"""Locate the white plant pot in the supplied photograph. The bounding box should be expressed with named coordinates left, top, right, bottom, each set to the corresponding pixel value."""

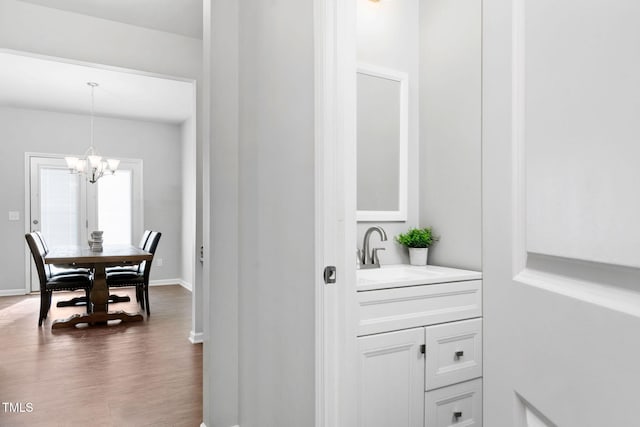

left=408, top=247, right=428, bottom=266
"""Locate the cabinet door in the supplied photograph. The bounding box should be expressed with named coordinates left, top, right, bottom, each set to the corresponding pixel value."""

left=358, top=328, right=425, bottom=427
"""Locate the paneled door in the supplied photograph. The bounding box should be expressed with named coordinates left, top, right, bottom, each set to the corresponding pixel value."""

left=27, top=154, right=143, bottom=292
left=483, top=1, right=640, bottom=426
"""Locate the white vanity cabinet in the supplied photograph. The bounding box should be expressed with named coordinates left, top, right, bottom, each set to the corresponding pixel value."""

left=357, top=265, right=483, bottom=427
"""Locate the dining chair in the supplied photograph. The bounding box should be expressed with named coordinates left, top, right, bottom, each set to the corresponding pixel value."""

left=34, top=231, right=96, bottom=309
left=106, top=231, right=161, bottom=316
left=34, top=231, right=90, bottom=277
left=104, top=230, right=152, bottom=306
left=25, top=233, right=93, bottom=326
left=106, top=230, right=151, bottom=275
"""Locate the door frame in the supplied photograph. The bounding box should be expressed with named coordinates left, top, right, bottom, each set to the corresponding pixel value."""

left=24, top=152, right=144, bottom=293
left=314, top=0, right=358, bottom=425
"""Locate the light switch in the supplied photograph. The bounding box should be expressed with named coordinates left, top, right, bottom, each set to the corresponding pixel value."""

left=8, top=211, right=20, bottom=221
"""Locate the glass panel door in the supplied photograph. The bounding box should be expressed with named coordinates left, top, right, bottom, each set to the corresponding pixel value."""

left=87, top=159, right=142, bottom=246
left=97, top=170, right=133, bottom=245
left=29, top=156, right=86, bottom=291
left=40, top=168, right=83, bottom=247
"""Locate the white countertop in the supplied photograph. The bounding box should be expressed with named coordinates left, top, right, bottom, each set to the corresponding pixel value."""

left=356, top=264, right=482, bottom=291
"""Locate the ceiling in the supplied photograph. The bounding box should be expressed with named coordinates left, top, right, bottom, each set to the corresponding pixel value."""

left=0, top=51, right=194, bottom=124
left=18, top=0, right=203, bottom=39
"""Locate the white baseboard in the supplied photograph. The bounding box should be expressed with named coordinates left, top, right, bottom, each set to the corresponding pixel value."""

left=0, top=289, right=27, bottom=297
left=148, top=279, right=193, bottom=292
left=189, top=331, right=204, bottom=344
left=200, top=423, right=238, bottom=427
left=178, top=279, right=193, bottom=292
left=3, top=282, right=190, bottom=295
left=149, top=279, right=181, bottom=286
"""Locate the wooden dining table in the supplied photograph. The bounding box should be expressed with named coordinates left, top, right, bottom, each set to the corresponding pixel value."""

left=45, top=244, right=153, bottom=329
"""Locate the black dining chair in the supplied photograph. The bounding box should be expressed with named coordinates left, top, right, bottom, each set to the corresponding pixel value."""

left=106, top=231, right=161, bottom=316
left=35, top=231, right=95, bottom=309
left=106, top=230, right=151, bottom=275
left=104, top=230, right=152, bottom=304
left=25, top=233, right=93, bottom=326
left=34, top=231, right=90, bottom=277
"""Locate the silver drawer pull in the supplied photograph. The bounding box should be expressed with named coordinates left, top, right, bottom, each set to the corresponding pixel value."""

left=455, top=350, right=464, bottom=359
left=453, top=411, right=463, bottom=419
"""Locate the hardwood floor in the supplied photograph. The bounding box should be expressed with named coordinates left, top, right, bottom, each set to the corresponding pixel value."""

left=0, top=285, right=202, bottom=427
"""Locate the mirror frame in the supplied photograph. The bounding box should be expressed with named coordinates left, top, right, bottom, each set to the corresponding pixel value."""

left=356, top=63, right=408, bottom=222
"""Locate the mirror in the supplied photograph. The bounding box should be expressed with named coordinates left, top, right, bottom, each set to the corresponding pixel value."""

left=357, top=64, right=408, bottom=222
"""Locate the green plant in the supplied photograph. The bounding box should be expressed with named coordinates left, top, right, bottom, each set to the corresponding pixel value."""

left=395, top=227, right=437, bottom=248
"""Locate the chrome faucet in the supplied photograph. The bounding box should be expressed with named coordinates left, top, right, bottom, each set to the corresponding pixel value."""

left=359, top=226, right=388, bottom=269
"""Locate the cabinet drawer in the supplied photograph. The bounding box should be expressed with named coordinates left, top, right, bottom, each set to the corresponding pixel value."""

left=357, top=280, right=481, bottom=336
left=425, top=378, right=482, bottom=427
left=425, top=318, right=482, bottom=390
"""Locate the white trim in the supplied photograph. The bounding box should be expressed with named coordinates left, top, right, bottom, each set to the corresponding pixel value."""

left=189, top=331, right=204, bottom=344
left=178, top=279, right=193, bottom=291
left=149, top=279, right=194, bottom=292
left=148, top=279, right=182, bottom=286
left=355, top=63, right=409, bottom=223
left=0, top=48, right=195, bottom=85
left=24, top=152, right=32, bottom=295
left=314, top=0, right=358, bottom=426
left=0, top=289, right=28, bottom=297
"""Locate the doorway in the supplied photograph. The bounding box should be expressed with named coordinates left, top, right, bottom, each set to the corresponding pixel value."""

left=26, top=153, right=143, bottom=292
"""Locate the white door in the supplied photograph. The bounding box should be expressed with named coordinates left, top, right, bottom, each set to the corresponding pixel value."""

left=483, top=1, right=640, bottom=426
left=29, top=157, right=85, bottom=246
left=358, top=328, right=424, bottom=427
left=27, top=154, right=143, bottom=291
left=28, top=156, right=86, bottom=291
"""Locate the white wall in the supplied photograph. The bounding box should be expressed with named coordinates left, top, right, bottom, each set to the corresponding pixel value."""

left=0, top=106, right=182, bottom=292
left=237, top=1, right=316, bottom=425
left=204, top=0, right=240, bottom=424
left=0, top=0, right=200, bottom=80
left=356, top=0, right=420, bottom=264
left=419, top=0, right=482, bottom=270
left=204, top=0, right=317, bottom=426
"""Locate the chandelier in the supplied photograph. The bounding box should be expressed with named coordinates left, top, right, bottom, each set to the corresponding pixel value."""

left=64, top=82, right=119, bottom=183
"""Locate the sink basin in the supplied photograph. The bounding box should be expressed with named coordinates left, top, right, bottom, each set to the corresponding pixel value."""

left=356, top=264, right=481, bottom=291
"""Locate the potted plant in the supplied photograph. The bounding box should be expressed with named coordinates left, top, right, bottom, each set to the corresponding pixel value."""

left=395, top=227, right=438, bottom=266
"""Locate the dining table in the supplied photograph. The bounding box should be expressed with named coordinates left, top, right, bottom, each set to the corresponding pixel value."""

left=44, top=244, right=153, bottom=329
